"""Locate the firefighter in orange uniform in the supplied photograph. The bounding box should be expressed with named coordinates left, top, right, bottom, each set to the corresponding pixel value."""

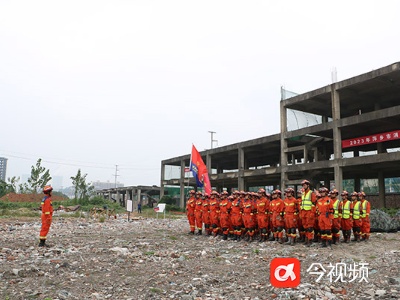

left=256, top=189, right=270, bottom=242
left=351, top=191, right=362, bottom=242
left=209, top=191, right=220, bottom=236
left=194, top=192, right=203, bottom=235
left=316, top=187, right=334, bottom=247
left=201, top=194, right=211, bottom=235
left=186, top=190, right=196, bottom=234
left=230, top=191, right=243, bottom=241
left=340, top=191, right=353, bottom=243
left=283, top=188, right=298, bottom=246
left=330, top=189, right=342, bottom=244
left=270, top=190, right=285, bottom=243
left=300, top=180, right=317, bottom=247
left=296, top=189, right=305, bottom=242
left=219, top=191, right=231, bottom=240
left=359, top=192, right=371, bottom=241
left=39, top=185, right=54, bottom=247
left=242, top=192, right=256, bottom=242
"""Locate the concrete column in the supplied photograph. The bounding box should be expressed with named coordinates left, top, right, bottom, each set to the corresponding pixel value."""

left=378, top=171, right=386, bottom=208
left=137, top=189, right=141, bottom=206
left=331, top=84, right=342, bottom=160
left=116, top=191, right=120, bottom=206
left=160, top=162, right=165, bottom=199
left=206, top=153, right=212, bottom=173
left=280, top=100, right=288, bottom=190
left=334, top=165, right=343, bottom=194
left=108, top=192, right=111, bottom=202
left=179, top=159, right=185, bottom=209
left=238, top=147, right=245, bottom=191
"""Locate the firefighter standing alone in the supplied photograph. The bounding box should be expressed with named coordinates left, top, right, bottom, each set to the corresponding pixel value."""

left=39, top=185, right=54, bottom=247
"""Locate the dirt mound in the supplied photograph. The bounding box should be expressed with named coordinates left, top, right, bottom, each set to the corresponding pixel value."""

left=0, top=193, right=67, bottom=203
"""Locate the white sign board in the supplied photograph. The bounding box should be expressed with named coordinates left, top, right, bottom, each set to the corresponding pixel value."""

left=126, top=200, right=133, bottom=212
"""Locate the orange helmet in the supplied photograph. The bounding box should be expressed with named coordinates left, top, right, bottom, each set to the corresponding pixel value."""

left=301, top=180, right=310, bottom=185
left=284, top=187, right=294, bottom=195
left=358, top=191, right=366, bottom=197
left=189, top=190, right=195, bottom=194
left=351, top=191, right=358, bottom=197
left=43, top=185, right=53, bottom=193
left=330, top=189, right=338, bottom=195
left=341, top=191, right=349, bottom=197
left=318, top=187, right=328, bottom=193
left=258, top=188, right=266, bottom=194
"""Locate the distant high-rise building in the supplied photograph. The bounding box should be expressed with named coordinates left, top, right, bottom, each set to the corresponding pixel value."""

left=0, top=157, right=7, bottom=181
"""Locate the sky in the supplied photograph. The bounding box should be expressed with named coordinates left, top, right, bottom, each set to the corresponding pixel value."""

left=1, top=0, right=399, bottom=189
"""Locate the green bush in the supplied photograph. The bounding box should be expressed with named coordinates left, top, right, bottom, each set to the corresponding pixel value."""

left=380, top=208, right=399, bottom=216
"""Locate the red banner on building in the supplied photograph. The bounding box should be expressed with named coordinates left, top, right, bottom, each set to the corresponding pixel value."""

left=342, top=130, right=400, bottom=148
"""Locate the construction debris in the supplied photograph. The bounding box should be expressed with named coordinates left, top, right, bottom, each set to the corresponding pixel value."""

left=0, top=216, right=399, bottom=299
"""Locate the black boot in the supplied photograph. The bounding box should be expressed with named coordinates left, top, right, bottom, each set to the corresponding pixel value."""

left=188, top=231, right=194, bottom=235
left=332, top=236, right=336, bottom=244
left=196, top=230, right=202, bottom=235
left=328, top=239, right=332, bottom=247
left=38, top=239, right=46, bottom=247
left=223, top=234, right=228, bottom=240
left=321, top=240, right=327, bottom=248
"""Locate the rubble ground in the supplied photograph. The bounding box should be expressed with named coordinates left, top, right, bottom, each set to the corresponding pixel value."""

left=1, top=215, right=399, bottom=300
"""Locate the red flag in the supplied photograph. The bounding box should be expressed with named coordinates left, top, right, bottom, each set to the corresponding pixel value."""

left=190, top=145, right=211, bottom=195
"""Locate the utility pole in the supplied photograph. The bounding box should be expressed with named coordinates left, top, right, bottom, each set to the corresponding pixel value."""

left=208, top=131, right=217, bottom=149
left=113, top=165, right=120, bottom=188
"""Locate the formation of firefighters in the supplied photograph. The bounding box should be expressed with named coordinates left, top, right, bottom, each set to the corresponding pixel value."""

left=186, top=180, right=371, bottom=247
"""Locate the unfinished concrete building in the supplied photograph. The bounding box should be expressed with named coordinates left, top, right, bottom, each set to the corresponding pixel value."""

left=161, top=62, right=400, bottom=209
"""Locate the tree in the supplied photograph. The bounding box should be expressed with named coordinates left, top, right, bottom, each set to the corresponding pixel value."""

left=0, top=176, right=20, bottom=197
left=70, top=169, right=94, bottom=200
left=27, top=159, right=52, bottom=194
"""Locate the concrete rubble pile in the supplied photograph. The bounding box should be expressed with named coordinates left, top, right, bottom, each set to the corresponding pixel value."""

left=0, top=216, right=399, bottom=299
left=370, top=209, right=399, bottom=232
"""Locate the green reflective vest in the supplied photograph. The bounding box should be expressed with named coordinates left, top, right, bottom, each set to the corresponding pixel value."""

left=361, top=200, right=369, bottom=218
left=342, top=201, right=351, bottom=219
left=301, top=190, right=313, bottom=211
left=333, top=199, right=341, bottom=218
left=353, top=201, right=361, bottom=220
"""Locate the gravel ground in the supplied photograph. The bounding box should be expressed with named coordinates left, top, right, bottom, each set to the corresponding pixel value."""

left=1, top=214, right=399, bottom=300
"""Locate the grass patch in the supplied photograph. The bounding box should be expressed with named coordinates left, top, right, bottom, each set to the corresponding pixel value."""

left=144, top=251, right=155, bottom=256
left=169, top=236, right=178, bottom=240
left=253, top=249, right=260, bottom=255
left=368, top=255, right=377, bottom=259
left=149, top=287, right=162, bottom=294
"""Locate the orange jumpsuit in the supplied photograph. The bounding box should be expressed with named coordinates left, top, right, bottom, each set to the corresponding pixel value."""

left=255, top=196, right=269, bottom=237
left=209, top=197, right=220, bottom=236
left=284, top=196, right=298, bottom=239
left=219, top=197, right=231, bottom=236
left=316, top=196, right=334, bottom=241
left=201, top=198, right=211, bottom=235
left=360, top=199, right=371, bottom=240
left=194, top=197, right=203, bottom=232
left=270, top=197, right=285, bottom=239
left=40, top=195, right=53, bottom=241
left=186, top=196, right=196, bottom=233
left=341, top=200, right=353, bottom=230
left=331, top=197, right=342, bottom=242
left=300, top=190, right=317, bottom=241
left=352, top=200, right=362, bottom=241
left=242, top=198, right=256, bottom=237
left=296, top=196, right=305, bottom=240
left=230, top=197, right=243, bottom=238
